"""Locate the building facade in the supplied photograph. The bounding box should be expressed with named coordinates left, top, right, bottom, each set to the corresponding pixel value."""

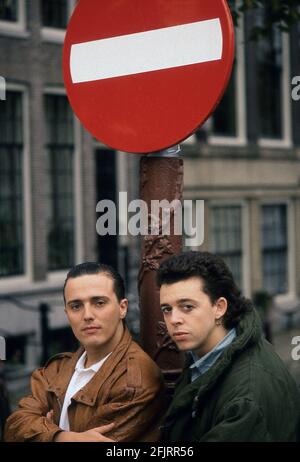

left=182, top=7, right=300, bottom=323
left=0, top=1, right=299, bottom=380
left=0, top=1, right=140, bottom=375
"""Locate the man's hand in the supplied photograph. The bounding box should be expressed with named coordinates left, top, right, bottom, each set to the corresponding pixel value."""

left=46, top=410, right=54, bottom=423
left=54, top=423, right=115, bottom=442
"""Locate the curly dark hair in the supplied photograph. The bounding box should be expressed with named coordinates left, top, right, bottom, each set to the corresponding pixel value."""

left=156, top=251, right=253, bottom=329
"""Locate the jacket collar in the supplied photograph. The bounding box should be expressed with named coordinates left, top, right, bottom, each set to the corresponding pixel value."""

left=165, top=308, right=263, bottom=421
left=46, top=324, right=133, bottom=406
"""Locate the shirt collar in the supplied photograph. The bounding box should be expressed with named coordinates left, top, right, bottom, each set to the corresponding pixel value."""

left=75, top=351, right=112, bottom=373
left=189, top=328, right=237, bottom=381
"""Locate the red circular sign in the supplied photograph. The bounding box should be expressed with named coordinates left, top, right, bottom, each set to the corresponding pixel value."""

left=63, top=0, right=234, bottom=154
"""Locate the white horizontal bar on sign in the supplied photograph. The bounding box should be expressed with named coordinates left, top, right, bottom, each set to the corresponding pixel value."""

left=70, top=18, right=223, bottom=84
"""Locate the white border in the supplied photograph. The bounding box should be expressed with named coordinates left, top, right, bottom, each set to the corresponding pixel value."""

left=0, top=83, right=33, bottom=290
left=0, top=0, right=28, bottom=37
left=44, top=87, right=83, bottom=281
left=258, top=34, right=292, bottom=148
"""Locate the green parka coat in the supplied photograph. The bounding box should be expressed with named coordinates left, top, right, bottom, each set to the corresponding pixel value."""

left=162, top=309, right=300, bottom=442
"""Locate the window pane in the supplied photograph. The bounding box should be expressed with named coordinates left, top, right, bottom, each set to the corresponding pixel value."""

left=256, top=8, right=283, bottom=139
left=0, top=91, right=24, bottom=277
left=211, top=61, right=237, bottom=137
left=261, top=205, right=287, bottom=295
left=45, top=94, right=75, bottom=271
left=41, top=0, right=68, bottom=29
left=211, top=0, right=238, bottom=137
left=211, top=206, right=242, bottom=289
left=0, top=0, right=18, bottom=22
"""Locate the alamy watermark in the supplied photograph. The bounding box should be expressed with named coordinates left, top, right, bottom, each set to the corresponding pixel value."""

left=291, top=336, right=300, bottom=361
left=0, top=336, right=6, bottom=360
left=96, top=193, right=204, bottom=247
left=0, top=76, right=6, bottom=101
left=291, top=76, right=300, bottom=101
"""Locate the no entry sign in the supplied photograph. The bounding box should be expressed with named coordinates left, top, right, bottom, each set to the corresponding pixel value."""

left=63, top=0, right=234, bottom=153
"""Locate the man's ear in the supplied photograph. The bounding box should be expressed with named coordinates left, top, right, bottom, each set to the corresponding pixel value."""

left=215, top=297, right=228, bottom=321
left=120, top=298, right=128, bottom=319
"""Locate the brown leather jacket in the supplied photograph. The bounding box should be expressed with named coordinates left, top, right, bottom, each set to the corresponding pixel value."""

left=4, top=327, right=166, bottom=442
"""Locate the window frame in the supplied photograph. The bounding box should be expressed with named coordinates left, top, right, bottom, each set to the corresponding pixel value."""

left=0, top=0, right=27, bottom=37
left=258, top=33, right=292, bottom=148
left=208, top=4, right=247, bottom=147
left=44, top=87, right=83, bottom=282
left=41, top=0, right=76, bottom=43
left=209, top=200, right=250, bottom=296
left=0, top=83, right=32, bottom=289
left=260, top=199, right=295, bottom=301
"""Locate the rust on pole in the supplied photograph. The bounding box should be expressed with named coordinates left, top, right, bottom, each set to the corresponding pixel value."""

left=138, top=146, right=184, bottom=389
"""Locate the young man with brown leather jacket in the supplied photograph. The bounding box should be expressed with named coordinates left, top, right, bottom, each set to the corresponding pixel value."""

left=4, top=262, right=166, bottom=442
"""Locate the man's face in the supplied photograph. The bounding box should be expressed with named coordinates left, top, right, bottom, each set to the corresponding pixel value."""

left=64, top=273, right=128, bottom=355
left=160, top=277, right=226, bottom=357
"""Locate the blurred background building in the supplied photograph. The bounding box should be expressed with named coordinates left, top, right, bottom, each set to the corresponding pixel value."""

left=0, top=1, right=299, bottom=405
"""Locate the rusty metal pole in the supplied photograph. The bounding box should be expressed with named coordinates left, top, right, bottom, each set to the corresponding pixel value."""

left=138, top=146, right=184, bottom=391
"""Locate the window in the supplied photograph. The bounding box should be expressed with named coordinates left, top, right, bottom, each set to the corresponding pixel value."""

left=256, top=9, right=291, bottom=147
left=41, top=0, right=70, bottom=29
left=209, top=1, right=246, bottom=144
left=261, top=205, right=288, bottom=295
left=211, top=62, right=237, bottom=137
left=0, top=0, right=26, bottom=34
left=0, top=0, right=18, bottom=21
left=45, top=94, right=75, bottom=271
left=41, top=0, right=76, bottom=43
left=211, top=205, right=243, bottom=289
left=0, top=91, right=24, bottom=277
left=95, top=148, right=118, bottom=270
left=256, top=8, right=283, bottom=139
left=48, top=327, right=78, bottom=357
left=5, top=333, right=27, bottom=364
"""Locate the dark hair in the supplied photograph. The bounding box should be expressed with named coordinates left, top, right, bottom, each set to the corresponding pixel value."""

left=63, top=262, right=125, bottom=302
left=156, top=251, right=253, bottom=329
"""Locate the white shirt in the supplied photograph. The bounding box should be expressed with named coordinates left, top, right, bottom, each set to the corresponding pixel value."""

left=59, top=351, right=111, bottom=431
